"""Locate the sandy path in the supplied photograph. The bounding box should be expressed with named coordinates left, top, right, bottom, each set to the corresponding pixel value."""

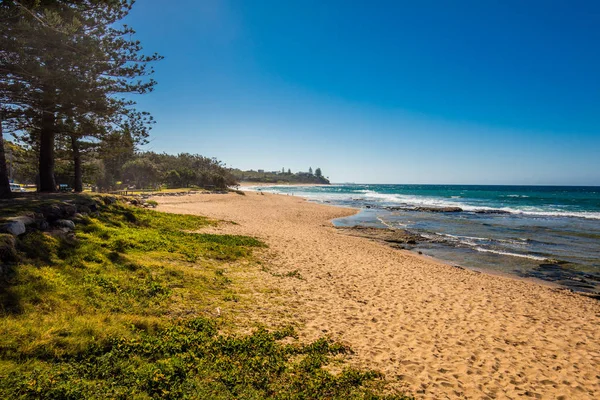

left=155, top=192, right=600, bottom=399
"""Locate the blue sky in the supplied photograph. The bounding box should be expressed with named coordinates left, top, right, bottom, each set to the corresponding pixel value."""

left=124, top=0, right=600, bottom=185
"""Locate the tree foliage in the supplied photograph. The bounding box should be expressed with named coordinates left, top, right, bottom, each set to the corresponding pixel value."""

left=0, top=0, right=160, bottom=192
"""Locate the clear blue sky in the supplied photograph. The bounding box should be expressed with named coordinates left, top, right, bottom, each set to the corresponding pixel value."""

left=123, top=0, right=600, bottom=185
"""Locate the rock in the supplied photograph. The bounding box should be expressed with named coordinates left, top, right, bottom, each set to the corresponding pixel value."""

left=0, top=220, right=26, bottom=236
left=77, top=205, right=91, bottom=214
left=36, top=219, right=50, bottom=231
left=55, top=219, right=76, bottom=230
left=7, top=215, right=36, bottom=226
left=40, top=202, right=77, bottom=221
left=103, top=196, right=117, bottom=205
left=61, top=203, right=77, bottom=217
left=336, top=225, right=426, bottom=245
left=414, top=206, right=463, bottom=213
left=0, top=233, right=18, bottom=263
left=72, top=213, right=86, bottom=222
left=474, top=209, right=511, bottom=215
left=40, top=204, right=63, bottom=221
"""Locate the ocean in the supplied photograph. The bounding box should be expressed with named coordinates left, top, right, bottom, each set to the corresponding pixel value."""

left=245, top=184, right=600, bottom=295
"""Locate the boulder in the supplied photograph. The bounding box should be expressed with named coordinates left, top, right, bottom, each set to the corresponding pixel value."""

left=61, top=203, right=77, bottom=217
left=8, top=215, right=36, bottom=226
left=36, top=219, right=50, bottom=231
left=76, top=204, right=91, bottom=214
left=0, top=220, right=26, bottom=236
left=40, top=204, right=63, bottom=221
left=72, top=213, right=86, bottom=222
left=103, top=196, right=117, bottom=205
left=55, top=219, right=76, bottom=230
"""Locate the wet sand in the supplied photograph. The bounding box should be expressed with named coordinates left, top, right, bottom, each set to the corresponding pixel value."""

left=155, top=192, right=600, bottom=399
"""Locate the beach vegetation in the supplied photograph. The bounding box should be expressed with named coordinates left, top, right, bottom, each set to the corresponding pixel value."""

left=0, top=199, right=411, bottom=399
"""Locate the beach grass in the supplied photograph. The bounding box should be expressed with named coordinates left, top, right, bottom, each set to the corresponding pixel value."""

left=0, top=200, right=410, bottom=399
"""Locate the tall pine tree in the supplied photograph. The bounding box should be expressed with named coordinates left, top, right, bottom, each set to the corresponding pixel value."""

left=0, top=1, right=160, bottom=192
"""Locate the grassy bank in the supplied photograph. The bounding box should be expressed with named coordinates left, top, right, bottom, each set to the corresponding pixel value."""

left=0, top=198, right=410, bottom=399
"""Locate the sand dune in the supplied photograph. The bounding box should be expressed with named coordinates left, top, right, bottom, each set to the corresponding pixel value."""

left=155, top=192, right=600, bottom=399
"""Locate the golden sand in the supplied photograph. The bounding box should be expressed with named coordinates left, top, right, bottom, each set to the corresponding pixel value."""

left=155, top=192, right=600, bottom=399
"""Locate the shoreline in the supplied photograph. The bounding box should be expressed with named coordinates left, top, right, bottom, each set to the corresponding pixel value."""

left=154, top=192, right=600, bottom=399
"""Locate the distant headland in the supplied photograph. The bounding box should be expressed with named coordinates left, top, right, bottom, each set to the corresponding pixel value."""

left=231, top=167, right=330, bottom=185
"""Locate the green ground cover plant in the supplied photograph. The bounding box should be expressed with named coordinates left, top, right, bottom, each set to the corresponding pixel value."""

left=0, top=199, right=410, bottom=399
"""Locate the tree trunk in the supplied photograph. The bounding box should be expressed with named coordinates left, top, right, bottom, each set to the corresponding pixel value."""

left=0, top=113, right=13, bottom=199
left=71, top=135, right=82, bottom=192
left=38, top=106, right=56, bottom=192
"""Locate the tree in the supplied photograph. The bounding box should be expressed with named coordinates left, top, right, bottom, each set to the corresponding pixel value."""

left=315, top=167, right=322, bottom=178
left=308, top=167, right=313, bottom=175
left=287, top=168, right=291, bottom=174
left=0, top=1, right=160, bottom=192
left=123, top=157, right=160, bottom=189
left=165, top=169, right=181, bottom=188
left=0, top=113, right=11, bottom=197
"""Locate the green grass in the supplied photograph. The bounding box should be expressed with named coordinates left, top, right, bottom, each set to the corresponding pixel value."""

left=0, top=200, right=410, bottom=399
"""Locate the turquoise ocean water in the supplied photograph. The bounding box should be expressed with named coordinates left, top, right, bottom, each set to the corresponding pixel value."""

left=246, top=184, right=600, bottom=295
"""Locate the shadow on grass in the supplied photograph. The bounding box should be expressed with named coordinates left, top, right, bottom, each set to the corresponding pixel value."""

left=0, top=264, right=23, bottom=315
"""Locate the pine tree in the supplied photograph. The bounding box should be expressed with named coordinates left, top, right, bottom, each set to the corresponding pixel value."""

left=0, top=1, right=161, bottom=192
left=309, top=167, right=313, bottom=175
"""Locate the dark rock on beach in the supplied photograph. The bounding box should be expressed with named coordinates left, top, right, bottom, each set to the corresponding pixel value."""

left=414, top=206, right=463, bottom=213
left=474, top=209, right=511, bottom=215
left=516, top=263, right=600, bottom=296
left=335, top=225, right=427, bottom=246
left=384, top=205, right=463, bottom=213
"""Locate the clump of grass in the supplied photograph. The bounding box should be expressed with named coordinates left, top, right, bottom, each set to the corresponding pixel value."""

left=0, top=200, right=411, bottom=399
left=1, top=318, right=409, bottom=399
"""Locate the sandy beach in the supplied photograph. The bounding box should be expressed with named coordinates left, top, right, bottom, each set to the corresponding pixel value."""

left=155, top=192, right=600, bottom=399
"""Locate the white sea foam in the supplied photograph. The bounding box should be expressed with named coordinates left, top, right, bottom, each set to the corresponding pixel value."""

left=473, top=247, right=547, bottom=261
left=255, top=186, right=600, bottom=220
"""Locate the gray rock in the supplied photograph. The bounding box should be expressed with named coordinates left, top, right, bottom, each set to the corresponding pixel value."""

left=41, top=204, right=63, bottom=221
left=76, top=205, right=91, bottom=214
left=8, top=215, right=36, bottom=226
left=0, top=220, right=26, bottom=236
left=103, top=196, right=117, bottom=205
left=36, top=219, right=50, bottom=231
left=62, top=203, right=77, bottom=217
left=55, top=219, right=76, bottom=230
left=414, top=206, right=463, bottom=213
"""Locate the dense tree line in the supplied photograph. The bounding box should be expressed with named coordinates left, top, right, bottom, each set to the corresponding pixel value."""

left=4, top=138, right=238, bottom=190
left=0, top=0, right=159, bottom=197
left=120, top=152, right=237, bottom=190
